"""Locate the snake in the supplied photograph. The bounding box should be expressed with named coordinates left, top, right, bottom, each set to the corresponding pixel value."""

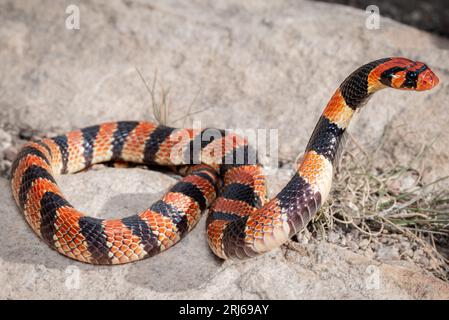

left=11, top=57, right=439, bottom=264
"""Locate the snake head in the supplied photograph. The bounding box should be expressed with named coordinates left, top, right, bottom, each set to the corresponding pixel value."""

left=376, top=57, right=439, bottom=91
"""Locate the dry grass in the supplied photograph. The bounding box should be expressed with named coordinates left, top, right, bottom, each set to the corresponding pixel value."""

left=135, top=68, right=209, bottom=127
left=310, top=124, right=449, bottom=279
left=135, top=67, right=172, bottom=125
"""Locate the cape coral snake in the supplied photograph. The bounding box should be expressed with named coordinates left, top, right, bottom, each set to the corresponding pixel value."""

left=11, top=57, right=439, bottom=264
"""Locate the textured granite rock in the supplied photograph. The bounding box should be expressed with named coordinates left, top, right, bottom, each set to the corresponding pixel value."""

left=1, top=173, right=449, bottom=299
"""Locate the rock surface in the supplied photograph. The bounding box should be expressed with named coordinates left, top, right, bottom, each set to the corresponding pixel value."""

left=1, top=0, right=449, bottom=299
left=1, top=173, right=449, bottom=299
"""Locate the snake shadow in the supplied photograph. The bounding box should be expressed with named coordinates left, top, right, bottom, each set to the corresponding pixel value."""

left=103, top=193, right=224, bottom=293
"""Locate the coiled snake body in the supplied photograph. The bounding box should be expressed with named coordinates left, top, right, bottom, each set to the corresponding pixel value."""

left=11, top=58, right=439, bottom=264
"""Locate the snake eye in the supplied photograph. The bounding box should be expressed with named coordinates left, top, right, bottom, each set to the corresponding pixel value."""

left=401, top=70, right=419, bottom=89
left=406, top=71, right=418, bottom=80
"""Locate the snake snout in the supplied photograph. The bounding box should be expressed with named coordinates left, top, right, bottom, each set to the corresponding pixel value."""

left=416, top=67, right=439, bottom=91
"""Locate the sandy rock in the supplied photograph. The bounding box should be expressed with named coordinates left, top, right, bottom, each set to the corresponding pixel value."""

left=2, top=169, right=449, bottom=299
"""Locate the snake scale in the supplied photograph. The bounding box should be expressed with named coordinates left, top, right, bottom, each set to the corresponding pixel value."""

left=11, top=57, right=439, bottom=264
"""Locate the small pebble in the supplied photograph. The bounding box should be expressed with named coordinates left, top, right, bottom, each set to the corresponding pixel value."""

left=327, top=231, right=340, bottom=244
left=413, top=249, right=424, bottom=259
left=400, top=173, right=418, bottom=191
left=0, top=129, right=12, bottom=149
left=363, top=247, right=375, bottom=259
left=417, top=256, right=430, bottom=267
left=376, top=246, right=400, bottom=261
left=359, top=239, right=370, bottom=249
left=19, top=128, right=34, bottom=140
left=3, top=146, right=18, bottom=162
left=348, top=241, right=359, bottom=251
left=402, top=249, right=414, bottom=258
